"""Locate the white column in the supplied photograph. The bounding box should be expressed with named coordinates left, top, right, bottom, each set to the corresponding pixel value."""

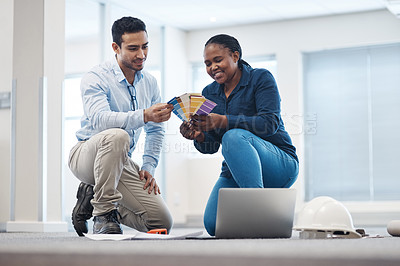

left=162, top=26, right=191, bottom=224
left=6, top=0, right=67, bottom=232
left=0, top=0, right=14, bottom=232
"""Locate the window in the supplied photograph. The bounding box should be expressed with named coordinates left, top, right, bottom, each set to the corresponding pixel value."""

left=303, top=43, right=400, bottom=201
left=63, top=76, right=83, bottom=162
left=64, top=0, right=102, bottom=227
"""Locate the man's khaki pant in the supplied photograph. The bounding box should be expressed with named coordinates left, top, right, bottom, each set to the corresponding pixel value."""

left=68, top=128, right=173, bottom=232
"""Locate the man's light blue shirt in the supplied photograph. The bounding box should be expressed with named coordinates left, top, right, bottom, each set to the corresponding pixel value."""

left=76, top=56, right=164, bottom=176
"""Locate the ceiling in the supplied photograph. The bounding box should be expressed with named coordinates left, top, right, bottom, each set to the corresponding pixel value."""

left=109, top=0, right=390, bottom=31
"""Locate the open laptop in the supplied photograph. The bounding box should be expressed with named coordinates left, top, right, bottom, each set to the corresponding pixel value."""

left=215, top=188, right=297, bottom=239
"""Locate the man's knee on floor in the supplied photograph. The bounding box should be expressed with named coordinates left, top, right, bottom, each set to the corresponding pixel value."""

left=147, top=208, right=173, bottom=233
left=160, top=208, right=173, bottom=232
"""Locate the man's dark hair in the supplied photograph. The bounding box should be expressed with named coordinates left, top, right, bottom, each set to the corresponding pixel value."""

left=205, top=34, right=250, bottom=69
left=112, top=17, right=147, bottom=47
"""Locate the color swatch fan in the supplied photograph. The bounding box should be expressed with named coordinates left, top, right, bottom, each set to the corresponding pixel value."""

left=168, top=93, right=217, bottom=122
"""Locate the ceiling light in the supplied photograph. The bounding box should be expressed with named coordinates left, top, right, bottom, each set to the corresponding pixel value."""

left=209, top=17, right=217, bottom=23
left=385, top=0, right=400, bottom=18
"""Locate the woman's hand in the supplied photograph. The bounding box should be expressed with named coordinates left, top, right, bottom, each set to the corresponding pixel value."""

left=180, top=121, right=204, bottom=142
left=191, top=113, right=228, bottom=131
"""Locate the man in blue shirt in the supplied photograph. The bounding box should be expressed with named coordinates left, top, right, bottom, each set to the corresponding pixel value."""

left=69, top=17, right=173, bottom=236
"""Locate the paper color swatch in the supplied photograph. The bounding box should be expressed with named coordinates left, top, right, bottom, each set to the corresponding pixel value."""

left=168, top=93, right=217, bottom=121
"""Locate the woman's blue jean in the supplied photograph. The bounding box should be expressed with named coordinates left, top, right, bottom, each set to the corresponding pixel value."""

left=203, top=128, right=299, bottom=236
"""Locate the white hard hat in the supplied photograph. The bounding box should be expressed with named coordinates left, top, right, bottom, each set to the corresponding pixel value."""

left=293, top=196, right=362, bottom=239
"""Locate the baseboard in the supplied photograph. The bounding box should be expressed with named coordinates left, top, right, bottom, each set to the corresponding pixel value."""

left=182, top=213, right=400, bottom=229
left=6, top=221, right=68, bottom=232
left=0, top=223, right=6, bottom=232
left=351, top=212, right=400, bottom=227
left=185, top=215, right=203, bottom=227
left=344, top=201, right=400, bottom=227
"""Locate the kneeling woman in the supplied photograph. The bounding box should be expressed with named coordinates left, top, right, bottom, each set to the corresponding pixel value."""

left=180, top=34, right=299, bottom=236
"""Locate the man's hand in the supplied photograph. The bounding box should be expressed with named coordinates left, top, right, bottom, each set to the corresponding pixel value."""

left=180, top=121, right=204, bottom=142
left=191, top=113, right=228, bottom=131
left=143, top=103, right=173, bottom=123
left=139, top=170, right=161, bottom=195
